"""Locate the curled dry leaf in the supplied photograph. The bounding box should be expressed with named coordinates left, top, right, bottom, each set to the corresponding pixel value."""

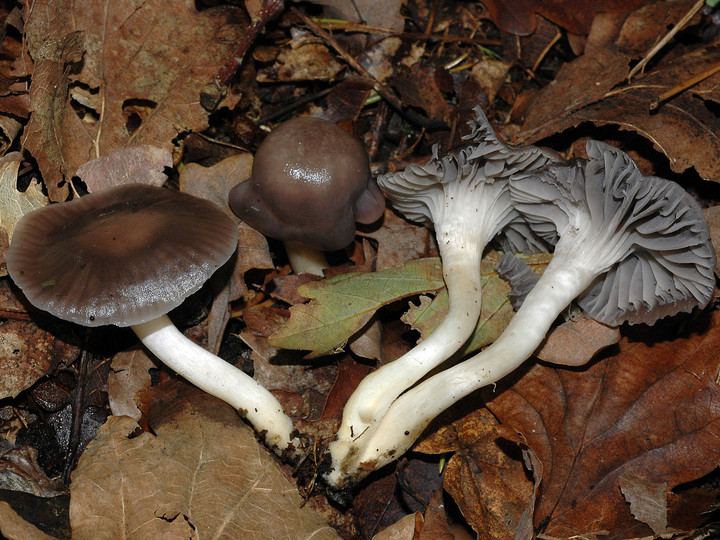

left=521, top=41, right=720, bottom=181
left=484, top=311, right=720, bottom=537
left=70, top=388, right=339, bottom=540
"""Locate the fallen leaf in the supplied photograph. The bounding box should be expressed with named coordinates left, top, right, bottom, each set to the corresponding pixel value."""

left=0, top=501, right=57, bottom=540
left=484, top=311, right=720, bottom=537
left=269, top=258, right=446, bottom=358
left=365, top=209, right=435, bottom=271
left=70, top=388, right=339, bottom=540
left=0, top=444, right=67, bottom=498
left=371, top=512, right=421, bottom=540
left=481, top=0, right=644, bottom=36
left=75, top=145, right=173, bottom=193
left=404, top=253, right=551, bottom=357
left=535, top=317, right=621, bottom=366
left=106, top=349, right=155, bottom=421
left=415, top=406, right=536, bottom=540
left=619, top=469, right=669, bottom=535
left=0, top=319, right=79, bottom=400
left=0, top=152, right=48, bottom=246
left=521, top=43, right=720, bottom=181
left=22, top=0, right=246, bottom=201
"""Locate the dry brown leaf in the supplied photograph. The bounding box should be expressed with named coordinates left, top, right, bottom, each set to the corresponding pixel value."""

left=484, top=311, right=720, bottom=537
left=619, top=469, right=669, bottom=535
left=0, top=445, right=67, bottom=498
left=372, top=512, right=422, bottom=540
left=365, top=209, right=435, bottom=271
left=256, top=38, right=343, bottom=82
left=75, top=146, right=173, bottom=193
left=0, top=319, right=79, bottom=400
left=0, top=501, right=57, bottom=540
left=521, top=42, right=720, bottom=181
left=415, top=407, right=536, bottom=539
left=106, top=349, right=155, bottom=421
left=536, top=317, right=621, bottom=366
left=0, top=152, right=47, bottom=246
left=22, top=0, right=246, bottom=201
left=481, top=0, right=644, bottom=36
left=70, top=388, right=339, bottom=540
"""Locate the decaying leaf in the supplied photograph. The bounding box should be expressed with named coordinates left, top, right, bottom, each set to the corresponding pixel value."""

left=269, top=258, right=446, bottom=358
left=0, top=152, right=47, bottom=249
left=0, top=319, right=79, bottom=400
left=70, top=388, right=339, bottom=540
left=22, top=0, right=246, bottom=201
left=484, top=311, right=720, bottom=537
left=481, top=0, right=645, bottom=36
left=521, top=42, right=720, bottom=181
left=619, top=469, right=669, bottom=536
left=415, top=406, right=537, bottom=539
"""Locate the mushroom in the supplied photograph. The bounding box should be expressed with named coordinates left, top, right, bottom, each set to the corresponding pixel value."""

left=228, top=116, right=385, bottom=275
left=325, top=140, right=716, bottom=488
left=326, top=107, right=561, bottom=482
left=6, top=183, right=297, bottom=451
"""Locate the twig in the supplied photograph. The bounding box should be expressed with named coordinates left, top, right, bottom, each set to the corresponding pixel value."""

left=293, top=8, right=445, bottom=129
left=201, top=0, right=286, bottom=110
left=649, top=59, right=720, bottom=110
left=627, top=0, right=705, bottom=81
left=62, top=333, right=91, bottom=484
left=310, top=20, right=500, bottom=46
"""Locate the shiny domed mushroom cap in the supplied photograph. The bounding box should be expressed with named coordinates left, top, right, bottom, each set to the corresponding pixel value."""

left=510, top=140, right=716, bottom=326
left=7, top=183, right=238, bottom=327
left=228, top=116, right=385, bottom=251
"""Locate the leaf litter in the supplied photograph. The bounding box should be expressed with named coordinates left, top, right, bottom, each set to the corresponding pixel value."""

left=1, top=0, right=720, bottom=538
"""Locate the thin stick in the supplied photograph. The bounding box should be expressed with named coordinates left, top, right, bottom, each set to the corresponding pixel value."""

left=627, top=0, right=705, bottom=81
left=293, top=8, right=445, bottom=129
left=649, top=59, right=720, bottom=110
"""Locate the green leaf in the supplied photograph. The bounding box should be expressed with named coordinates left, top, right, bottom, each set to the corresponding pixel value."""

left=269, top=258, right=446, bottom=357
left=269, top=253, right=552, bottom=359
left=404, top=252, right=551, bottom=355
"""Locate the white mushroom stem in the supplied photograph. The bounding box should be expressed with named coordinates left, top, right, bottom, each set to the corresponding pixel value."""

left=325, top=232, right=601, bottom=487
left=132, top=314, right=298, bottom=452
left=284, top=239, right=329, bottom=276
left=328, top=182, right=512, bottom=478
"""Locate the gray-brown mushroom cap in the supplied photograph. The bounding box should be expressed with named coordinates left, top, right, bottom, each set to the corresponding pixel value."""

left=228, top=117, right=385, bottom=251
left=377, top=106, right=561, bottom=253
left=509, top=140, right=717, bottom=326
left=7, top=184, right=238, bottom=327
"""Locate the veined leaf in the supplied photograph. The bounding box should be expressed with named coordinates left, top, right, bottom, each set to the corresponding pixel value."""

left=269, top=258, right=445, bottom=357
left=404, top=252, right=552, bottom=356
left=269, top=253, right=552, bottom=359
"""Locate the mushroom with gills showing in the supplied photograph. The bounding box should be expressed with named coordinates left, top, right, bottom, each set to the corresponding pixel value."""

left=324, top=140, right=716, bottom=488
left=6, top=183, right=298, bottom=452
left=228, top=116, right=386, bottom=276
left=326, top=107, right=561, bottom=483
